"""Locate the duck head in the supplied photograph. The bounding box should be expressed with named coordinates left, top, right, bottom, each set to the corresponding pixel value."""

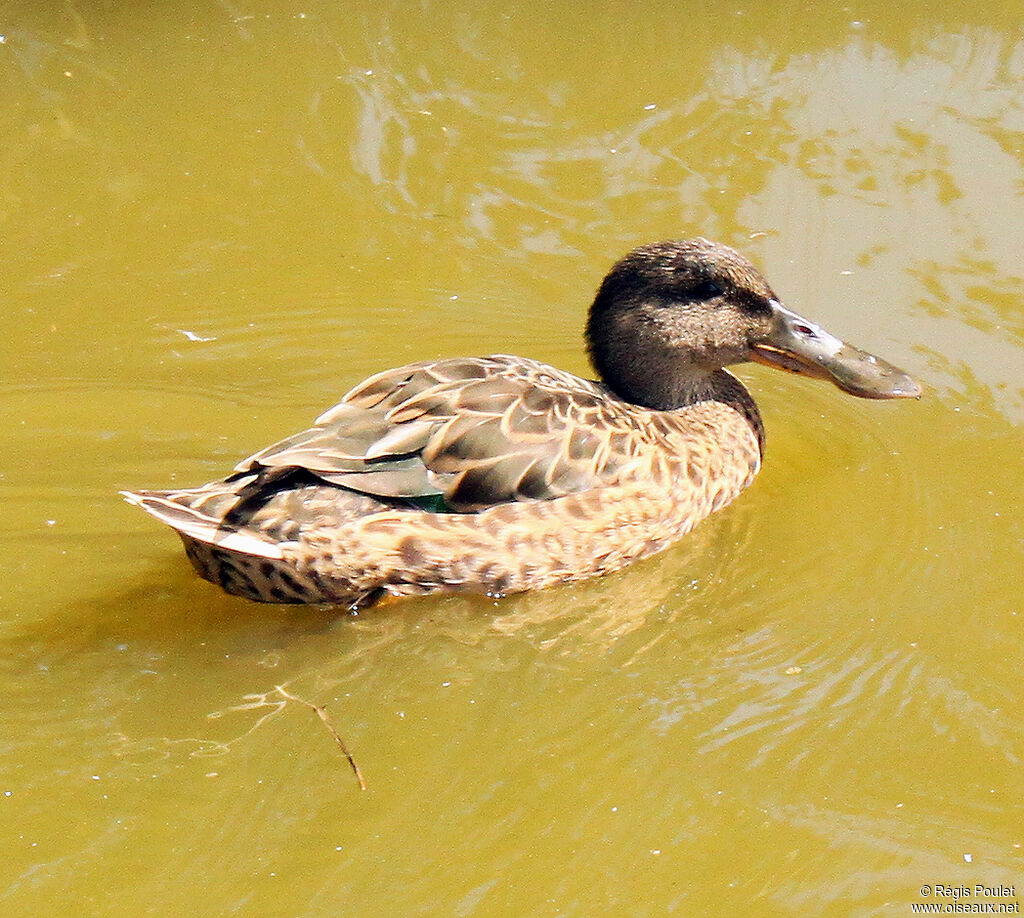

left=586, top=238, right=921, bottom=409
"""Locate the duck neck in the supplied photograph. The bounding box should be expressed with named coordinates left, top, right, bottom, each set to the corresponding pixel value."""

left=702, top=369, right=765, bottom=456
left=595, top=355, right=765, bottom=454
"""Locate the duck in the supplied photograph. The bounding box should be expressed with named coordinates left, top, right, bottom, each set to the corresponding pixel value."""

left=121, top=238, right=920, bottom=607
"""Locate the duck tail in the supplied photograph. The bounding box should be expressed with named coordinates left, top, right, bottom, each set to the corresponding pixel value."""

left=120, top=489, right=284, bottom=560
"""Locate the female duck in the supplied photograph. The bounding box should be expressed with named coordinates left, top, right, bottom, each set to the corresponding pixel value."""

left=123, top=239, right=919, bottom=606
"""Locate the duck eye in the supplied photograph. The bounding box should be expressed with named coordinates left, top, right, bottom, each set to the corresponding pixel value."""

left=689, top=279, right=723, bottom=300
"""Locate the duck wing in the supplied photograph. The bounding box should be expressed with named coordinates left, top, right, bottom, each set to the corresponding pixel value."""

left=232, top=356, right=649, bottom=512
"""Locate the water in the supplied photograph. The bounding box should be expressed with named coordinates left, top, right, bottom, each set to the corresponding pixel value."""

left=2, top=1, right=1023, bottom=915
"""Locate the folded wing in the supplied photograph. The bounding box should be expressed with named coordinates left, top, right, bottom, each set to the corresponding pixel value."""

left=232, top=356, right=647, bottom=512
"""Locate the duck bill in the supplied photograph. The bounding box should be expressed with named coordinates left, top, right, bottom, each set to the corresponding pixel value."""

left=748, top=301, right=921, bottom=399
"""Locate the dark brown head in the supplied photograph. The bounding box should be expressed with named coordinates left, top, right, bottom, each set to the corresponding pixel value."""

left=586, top=238, right=920, bottom=409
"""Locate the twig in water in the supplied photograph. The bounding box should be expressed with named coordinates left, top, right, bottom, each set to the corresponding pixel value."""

left=274, top=685, right=367, bottom=791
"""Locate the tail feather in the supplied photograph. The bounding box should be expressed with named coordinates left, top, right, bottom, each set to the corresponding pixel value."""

left=120, top=490, right=285, bottom=560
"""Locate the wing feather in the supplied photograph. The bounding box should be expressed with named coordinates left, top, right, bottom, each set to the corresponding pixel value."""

left=228, top=356, right=660, bottom=512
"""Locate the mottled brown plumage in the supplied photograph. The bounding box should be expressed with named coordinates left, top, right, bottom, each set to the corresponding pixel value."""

left=122, top=239, right=919, bottom=606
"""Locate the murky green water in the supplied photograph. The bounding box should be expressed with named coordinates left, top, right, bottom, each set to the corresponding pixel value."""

left=3, top=1, right=1023, bottom=915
